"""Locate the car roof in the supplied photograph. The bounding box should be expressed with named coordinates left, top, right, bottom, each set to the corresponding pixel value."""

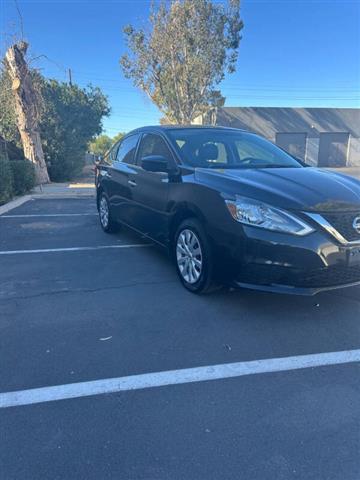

left=128, top=125, right=248, bottom=135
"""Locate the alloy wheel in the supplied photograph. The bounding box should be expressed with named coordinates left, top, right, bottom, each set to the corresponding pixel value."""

left=176, top=229, right=203, bottom=284
left=99, top=196, right=109, bottom=228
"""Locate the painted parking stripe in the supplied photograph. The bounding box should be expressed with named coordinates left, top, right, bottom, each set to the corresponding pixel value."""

left=1, top=349, right=359, bottom=409
left=0, top=244, right=150, bottom=255
left=0, top=213, right=97, bottom=218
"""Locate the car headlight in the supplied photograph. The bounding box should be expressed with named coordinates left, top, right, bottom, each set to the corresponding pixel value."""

left=225, top=196, right=314, bottom=236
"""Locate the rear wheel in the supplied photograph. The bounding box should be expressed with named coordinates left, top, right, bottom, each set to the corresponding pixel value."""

left=174, top=219, right=217, bottom=293
left=98, top=194, right=120, bottom=233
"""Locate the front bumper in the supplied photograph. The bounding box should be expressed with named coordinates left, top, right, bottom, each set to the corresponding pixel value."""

left=234, top=268, right=360, bottom=296
left=210, top=220, right=360, bottom=296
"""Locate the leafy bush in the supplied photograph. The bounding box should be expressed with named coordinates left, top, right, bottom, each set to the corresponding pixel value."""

left=10, top=160, right=36, bottom=195
left=6, top=141, right=24, bottom=161
left=1, top=70, right=110, bottom=183
left=40, top=80, right=110, bottom=182
left=0, top=156, right=14, bottom=205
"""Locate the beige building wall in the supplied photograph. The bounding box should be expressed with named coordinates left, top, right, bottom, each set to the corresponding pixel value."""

left=193, top=107, right=360, bottom=167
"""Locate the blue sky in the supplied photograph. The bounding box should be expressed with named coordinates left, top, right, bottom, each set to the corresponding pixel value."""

left=1, top=0, right=360, bottom=136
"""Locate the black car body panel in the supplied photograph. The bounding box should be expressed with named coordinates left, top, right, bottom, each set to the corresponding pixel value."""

left=195, top=167, right=360, bottom=212
left=96, top=126, right=360, bottom=295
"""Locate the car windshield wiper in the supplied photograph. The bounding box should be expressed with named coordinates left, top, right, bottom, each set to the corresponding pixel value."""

left=206, top=164, right=251, bottom=169
left=256, top=164, right=296, bottom=169
left=206, top=164, right=295, bottom=169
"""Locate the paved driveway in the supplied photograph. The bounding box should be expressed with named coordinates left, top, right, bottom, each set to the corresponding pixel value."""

left=0, top=198, right=359, bottom=480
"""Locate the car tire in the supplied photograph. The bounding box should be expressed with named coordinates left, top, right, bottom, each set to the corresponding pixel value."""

left=174, top=218, right=217, bottom=294
left=98, top=193, right=120, bottom=233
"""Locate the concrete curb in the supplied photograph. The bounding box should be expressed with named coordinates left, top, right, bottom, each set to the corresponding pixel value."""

left=32, top=193, right=95, bottom=199
left=0, top=195, right=32, bottom=215
left=0, top=191, right=95, bottom=215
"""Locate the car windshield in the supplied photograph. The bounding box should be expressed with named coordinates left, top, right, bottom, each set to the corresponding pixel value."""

left=167, top=128, right=303, bottom=169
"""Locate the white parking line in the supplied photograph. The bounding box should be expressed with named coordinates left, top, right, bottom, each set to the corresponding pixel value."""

left=0, top=213, right=97, bottom=218
left=0, top=244, right=150, bottom=255
left=1, top=349, right=359, bottom=408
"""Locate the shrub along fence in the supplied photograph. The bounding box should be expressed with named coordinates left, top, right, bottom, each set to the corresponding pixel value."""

left=0, top=155, right=36, bottom=205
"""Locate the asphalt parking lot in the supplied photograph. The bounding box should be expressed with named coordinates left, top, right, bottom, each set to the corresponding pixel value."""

left=0, top=197, right=359, bottom=480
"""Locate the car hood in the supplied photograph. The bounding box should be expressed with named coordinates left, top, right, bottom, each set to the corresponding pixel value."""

left=194, top=167, right=360, bottom=212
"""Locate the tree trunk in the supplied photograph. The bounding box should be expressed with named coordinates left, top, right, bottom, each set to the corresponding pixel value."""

left=5, top=42, right=49, bottom=184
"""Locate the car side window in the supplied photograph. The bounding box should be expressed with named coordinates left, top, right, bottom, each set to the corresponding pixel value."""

left=103, top=142, right=119, bottom=165
left=137, top=134, right=174, bottom=164
left=116, top=134, right=140, bottom=165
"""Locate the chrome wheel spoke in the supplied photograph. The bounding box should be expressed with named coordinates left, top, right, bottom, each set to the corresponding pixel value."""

left=180, top=232, right=187, bottom=246
left=190, top=263, right=197, bottom=282
left=177, top=244, right=187, bottom=255
left=186, top=261, right=193, bottom=283
left=192, top=257, right=202, bottom=267
left=189, top=233, right=197, bottom=248
left=177, top=256, right=187, bottom=265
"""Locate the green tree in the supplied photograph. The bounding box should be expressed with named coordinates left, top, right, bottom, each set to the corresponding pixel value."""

left=0, top=156, right=13, bottom=204
left=89, top=135, right=113, bottom=156
left=0, top=68, right=110, bottom=181
left=112, top=132, right=125, bottom=143
left=0, top=68, right=20, bottom=146
left=120, top=0, right=243, bottom=124
left=40, top=79, right=110, bottom=181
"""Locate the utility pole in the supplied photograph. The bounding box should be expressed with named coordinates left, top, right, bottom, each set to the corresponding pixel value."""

left=68, top=68, right=73, bottom=86
left=5, top=41, right=50, bottom=184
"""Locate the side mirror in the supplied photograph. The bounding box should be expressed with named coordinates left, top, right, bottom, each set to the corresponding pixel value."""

left=141, top=155, right=171, bottom=173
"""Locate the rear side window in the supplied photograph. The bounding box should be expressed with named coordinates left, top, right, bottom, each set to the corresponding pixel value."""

left=116, top=134, right=140, bottom=165
left=137, top=134, right=174, bottom=163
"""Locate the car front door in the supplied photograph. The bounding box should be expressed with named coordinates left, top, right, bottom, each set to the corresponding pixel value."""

left=129, top=133, right=176, bottom=243
left=109, top=133, right=141, bottom=226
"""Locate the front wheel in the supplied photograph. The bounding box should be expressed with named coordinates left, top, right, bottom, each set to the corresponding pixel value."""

left=98, top=193, right=120, bottom=233
left=174, top=219, right=217, bottom=294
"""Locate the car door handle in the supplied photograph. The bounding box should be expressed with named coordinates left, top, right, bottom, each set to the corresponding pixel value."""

left=128, top=180, right=137, bottom=187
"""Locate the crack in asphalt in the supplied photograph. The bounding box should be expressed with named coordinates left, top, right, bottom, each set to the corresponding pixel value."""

left=0, top=279, right=178, bottom=302
left=1, top=281, right=359, bottom=304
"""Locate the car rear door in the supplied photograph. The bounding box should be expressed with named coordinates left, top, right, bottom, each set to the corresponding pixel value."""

left=129, top=133, right=175, bottom=243
left=97, top=141, right=120, bottom=202
left=108, top=133, right=141, bottom=226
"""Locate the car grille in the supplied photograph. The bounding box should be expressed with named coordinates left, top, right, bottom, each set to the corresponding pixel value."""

left=239, top=264, right=360, bottom=289
left=295, top=264, right=360, bottom=287
left=321, top=211, right=360, bottom=242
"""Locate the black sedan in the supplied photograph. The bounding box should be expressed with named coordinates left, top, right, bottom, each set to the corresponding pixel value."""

left=95, top=126, right=360, bottom=294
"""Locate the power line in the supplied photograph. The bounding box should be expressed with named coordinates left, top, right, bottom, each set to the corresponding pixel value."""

left=71, top=78, right=360, bottom=91
left=43, top=69, right=360, bottom=89
left=40, top=69, right=360, bottom=94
